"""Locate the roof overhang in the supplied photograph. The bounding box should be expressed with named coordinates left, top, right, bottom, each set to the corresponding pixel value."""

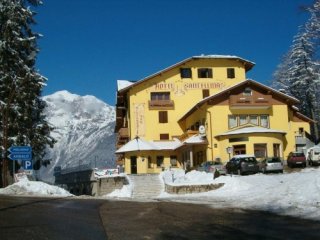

left=215, top=126, right=287, bottom=137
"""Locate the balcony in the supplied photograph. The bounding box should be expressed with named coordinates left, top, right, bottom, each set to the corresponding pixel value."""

left=148, top=100, right=174, bottom=110
left=229, top=95, right=271, bottom=109
left=295, top=135, right=306, bottom=145
left=116, top=128, right=129, bottom=149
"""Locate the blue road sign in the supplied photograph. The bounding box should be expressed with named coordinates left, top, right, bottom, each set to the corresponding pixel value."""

left=8, top=146, right=32, bottom=153
left=23, top=160, right=33, bottom=170
left=8, top=153, right=32, bottom=161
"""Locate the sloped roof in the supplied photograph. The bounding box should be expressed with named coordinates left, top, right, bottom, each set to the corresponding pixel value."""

left=118, top=55, right=255, bottom=93
left=178, top=79, right=300, bottom=122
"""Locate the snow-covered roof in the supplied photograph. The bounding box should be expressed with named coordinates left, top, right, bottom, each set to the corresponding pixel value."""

left=183, top=134, right=208, bottom=144
left=117, top=80, right=135, bottom=91
left=115, top=135, right=209, bottom=153
left=115, top=137, right=158, bottom=153
left=193, top=54, right=255, bottom=66
left=216, top=126, right=286, bottom=137
left=151, top=138, right=182, bottom=150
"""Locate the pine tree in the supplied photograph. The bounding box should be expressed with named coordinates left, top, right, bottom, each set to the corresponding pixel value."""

left=272, top=0, right=320, bottom=142
left=0, top=0, right=55, bottom=187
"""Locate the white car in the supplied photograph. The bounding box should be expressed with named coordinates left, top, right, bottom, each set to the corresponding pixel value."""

left=260, top=157, right=283, bottom=173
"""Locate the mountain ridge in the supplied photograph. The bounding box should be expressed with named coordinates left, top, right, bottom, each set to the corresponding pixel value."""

left=40, top=90, right=116, bottom=182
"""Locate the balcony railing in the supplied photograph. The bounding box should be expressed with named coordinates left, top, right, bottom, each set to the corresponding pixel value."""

left=229, top=95, right=271, bottom=109
left=148, top=100, right=174, bottom=109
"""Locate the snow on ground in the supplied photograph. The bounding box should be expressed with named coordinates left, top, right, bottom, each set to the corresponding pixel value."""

left=159, top=168, right=320, bottom=220
left=0, top=176, right=73, bottom=197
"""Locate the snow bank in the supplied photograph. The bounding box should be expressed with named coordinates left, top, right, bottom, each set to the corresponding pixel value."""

left=0, top=178, right=73, bottom=197
left=160, top=168, right=320, bottom=220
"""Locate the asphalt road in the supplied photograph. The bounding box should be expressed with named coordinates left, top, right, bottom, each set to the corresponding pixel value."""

left=0, top=196, right=320, bottom=240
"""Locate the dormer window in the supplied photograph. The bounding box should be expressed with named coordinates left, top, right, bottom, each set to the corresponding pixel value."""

left=243, top=87, right=252, bottom=96
left=198, top=68, right=213, bottom=78
left=180, top=68, right=192, bottom=78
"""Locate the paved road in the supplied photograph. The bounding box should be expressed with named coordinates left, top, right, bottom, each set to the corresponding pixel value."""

left=0, top=196, right=107, bottom=240
left=1, top=196, right=320, bottom=240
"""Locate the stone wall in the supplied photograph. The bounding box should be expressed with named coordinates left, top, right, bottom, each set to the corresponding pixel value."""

left=164, top=183, right=224, bottom=194
left=93, top=176, right=129, bottom=196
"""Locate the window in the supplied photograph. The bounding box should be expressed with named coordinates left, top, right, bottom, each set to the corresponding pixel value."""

left=228, top=115, right=237, bottom=128
left=170, top=155, right=177, bottom=167
left=160, top=134, right=169, bottom=140
left=239, top=115, right=248, bottom=126
left=202, top=89, right=209, bottom=98
left=198, top=68, right=213, bottom=78
left=243, top=87, right=252, bottom=96
left=180, top=68, right=192, bottom=78
left=227, top=68, right=235, bottom=78
left=249, top=115, right=258, bottom=125
left=254, top=144, right=267, bottom=158
left=151, top=92, right=170, bottom=100
left=159, top=111, right=168, bottom=123
left=233, top=145, right=246, bottom=155
left=260, top=115, right=269, bottom=128
left=156, top=156, right=164, bottom=167
left=228, top=115, right=269, bottom=129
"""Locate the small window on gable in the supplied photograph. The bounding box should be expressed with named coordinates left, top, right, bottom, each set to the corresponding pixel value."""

left=180, top=68, right=192, bottom=78
left=198, top=68, right=213, bottom=78
left=243, top=87, right=252, bottom=96
left=227, top=68, right=235, bottom=78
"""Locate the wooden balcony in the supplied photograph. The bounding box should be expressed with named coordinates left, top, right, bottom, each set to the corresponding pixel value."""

left=148, top=100, right=174, bottom=110
left=116, top=128, right=129, bottom=149
left=229, top=95, right=271, bottom=109
left=118, top=127, right=129, bottom=138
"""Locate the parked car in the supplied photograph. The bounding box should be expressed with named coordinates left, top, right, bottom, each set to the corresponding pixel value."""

left=259, top=157, right=283, bottom=173
left=197, top=161, right=226, bottom=175
left=287, top=152, right=306, bottom=168
left=307, top=147, right=320, bottom=166
left=226, top=155, right=259, bottom=175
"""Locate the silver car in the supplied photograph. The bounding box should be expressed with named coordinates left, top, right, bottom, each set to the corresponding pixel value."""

left=260, top=157, right=283, bottom=173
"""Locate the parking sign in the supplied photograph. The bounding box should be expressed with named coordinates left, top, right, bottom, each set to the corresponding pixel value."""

left=24, top=160, right=33, bottom=170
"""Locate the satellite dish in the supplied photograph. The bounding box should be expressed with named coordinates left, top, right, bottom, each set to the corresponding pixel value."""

left=199, top=125, right=206, bottom=135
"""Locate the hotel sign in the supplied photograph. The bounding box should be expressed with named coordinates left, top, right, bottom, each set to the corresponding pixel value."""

left=154, top=81, right=226, bottom=96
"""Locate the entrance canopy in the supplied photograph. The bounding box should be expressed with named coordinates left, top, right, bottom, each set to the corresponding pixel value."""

left=215, top=126, right=286, bottom=137
left=115, top=135, right=207, bottom=154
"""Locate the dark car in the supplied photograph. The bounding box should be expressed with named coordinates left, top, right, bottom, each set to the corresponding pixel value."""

left=287, top=152, right=306, bottom=168
left=226, top=155, right=259, bottom=175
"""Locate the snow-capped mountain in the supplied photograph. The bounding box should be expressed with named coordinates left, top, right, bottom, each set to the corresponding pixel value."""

left=40, top=90, right=116, bottom=182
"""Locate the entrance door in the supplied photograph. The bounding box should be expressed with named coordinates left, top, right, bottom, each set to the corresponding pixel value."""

left=273, top=144, right=280, bottom=157
left=130, top=156, right=137, bottom=174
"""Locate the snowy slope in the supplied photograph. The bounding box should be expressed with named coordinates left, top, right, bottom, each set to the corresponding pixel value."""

left=40, top=90, right=116, bottom=182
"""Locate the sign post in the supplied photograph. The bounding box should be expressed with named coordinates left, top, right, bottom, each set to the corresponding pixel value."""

left=8, top=146, right=32, bottom=176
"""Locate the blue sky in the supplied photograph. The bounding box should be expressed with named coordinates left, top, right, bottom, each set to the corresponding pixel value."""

left=35, top=0, right=313, bottom=105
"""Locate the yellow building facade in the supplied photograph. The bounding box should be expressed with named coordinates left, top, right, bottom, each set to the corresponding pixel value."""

left=115, top=55, right=313, bottom=174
